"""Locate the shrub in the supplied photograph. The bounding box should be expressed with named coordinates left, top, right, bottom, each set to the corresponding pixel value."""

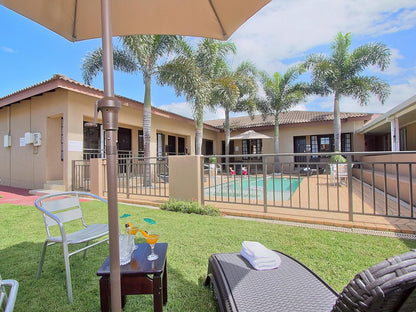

left=330, top=154, right=347, bottom=163
left=209, top=157, right=217, bottom=164
left=160, top=199, right=221, bottom=216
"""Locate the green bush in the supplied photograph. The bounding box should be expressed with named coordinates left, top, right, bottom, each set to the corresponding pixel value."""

left=330, top=154, right=347, bottom=163
left=160, top=199, right=221, bottom=216
left=209, top=157, right=217, bottom=164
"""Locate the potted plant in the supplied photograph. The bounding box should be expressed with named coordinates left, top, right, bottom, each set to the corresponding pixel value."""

left=208, top=157, right=217, bottom=175
left=330, top=153, right=346, bottom=163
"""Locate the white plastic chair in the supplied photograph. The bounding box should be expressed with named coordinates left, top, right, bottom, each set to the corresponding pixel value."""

left=34, top=191, right=109, bottom=304
left=330, top=163, right=349, bottom=186
left=0, top=274, right=18, bottom=312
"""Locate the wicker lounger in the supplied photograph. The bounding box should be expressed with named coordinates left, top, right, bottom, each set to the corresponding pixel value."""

left=204, top=250, right=416, bottom=312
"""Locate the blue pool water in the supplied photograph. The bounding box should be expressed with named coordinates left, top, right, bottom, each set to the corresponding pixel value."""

left=205, top=176, right=302, bottom=201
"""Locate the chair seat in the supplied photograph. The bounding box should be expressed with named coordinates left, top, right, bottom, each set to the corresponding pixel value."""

left=205, top=251, right=338, bottom=312
left=49, top=223, right=109, bottom=244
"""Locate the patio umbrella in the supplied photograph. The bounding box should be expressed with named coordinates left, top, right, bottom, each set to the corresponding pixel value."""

left=230, top=130, right=273, bottom=140
left=0, top=0, right=271, bottom=310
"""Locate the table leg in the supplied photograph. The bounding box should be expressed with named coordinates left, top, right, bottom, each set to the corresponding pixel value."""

left=163, top=261, right=167, bottom=305
left=153, top=275, right=162, bottom=312
left=99, top=277, right=109, bottom=312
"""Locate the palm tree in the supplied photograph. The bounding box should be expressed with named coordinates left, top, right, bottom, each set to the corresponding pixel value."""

left=82, top=35, right=183, bottom=186
left=157, top=38, right=236, bottom=155
left=258, top=65, right=308, bottom=172
left=210, top=61, right=258, bottom=157
left=304, top=32, right=391, bottom=152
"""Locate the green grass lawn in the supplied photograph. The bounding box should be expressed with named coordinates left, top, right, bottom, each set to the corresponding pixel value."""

left=1, top=200, right=416, bottom=312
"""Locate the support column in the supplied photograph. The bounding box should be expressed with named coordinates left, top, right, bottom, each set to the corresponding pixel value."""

left=389, top=117, right=400, bottom=151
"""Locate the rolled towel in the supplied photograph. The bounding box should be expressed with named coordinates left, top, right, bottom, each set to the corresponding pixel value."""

left=240, top=241, right=281, bottom=270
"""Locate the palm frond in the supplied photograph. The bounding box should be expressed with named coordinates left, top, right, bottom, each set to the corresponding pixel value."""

left=350, top=42, right=391, bottom=73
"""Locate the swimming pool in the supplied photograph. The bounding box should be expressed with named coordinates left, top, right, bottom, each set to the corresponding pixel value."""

left=205, top=176, right=302, bottom=201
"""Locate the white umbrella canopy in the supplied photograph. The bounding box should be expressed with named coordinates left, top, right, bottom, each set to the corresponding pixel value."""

left=0, top=0, right=270, bottom=42
left=230, top=130, right=273, bottom=140
left=0, top=0, right=271, bottom=310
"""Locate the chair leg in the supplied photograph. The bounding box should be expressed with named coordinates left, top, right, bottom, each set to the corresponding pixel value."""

left=62, top=242, right=73, bottom=304
left=83, top=241, right=90, bottom=259
left=36, top=240, right=48, bottom=279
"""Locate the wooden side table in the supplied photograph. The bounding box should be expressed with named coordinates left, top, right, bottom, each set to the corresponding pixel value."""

left=97, top=243, right=168, bottom=312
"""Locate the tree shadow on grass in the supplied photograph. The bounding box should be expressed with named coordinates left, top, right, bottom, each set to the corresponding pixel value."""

left=1, top=241, right=217, bottom=312
left=0, top=241, right=110, bottom=312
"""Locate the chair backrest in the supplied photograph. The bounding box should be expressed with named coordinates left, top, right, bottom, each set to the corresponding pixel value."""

left=0, top=274, right=18, bottom=312
left=330, top=164, right=348, bottom=176
left=35, top=192, right=88, bottom=238
left=332, top=250, right=416, bottom=312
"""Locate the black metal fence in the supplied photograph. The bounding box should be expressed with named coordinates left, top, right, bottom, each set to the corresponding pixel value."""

left=73, top=156, right=169, bottom=198
left=202, top=152, right=416, bottom=221
left=105, top=156, right=169, bottom=198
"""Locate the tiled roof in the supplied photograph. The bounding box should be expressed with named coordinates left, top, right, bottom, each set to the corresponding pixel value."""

left=0, top=74, right=220, bottom=130
left=204, top=111, right=372, bottom=130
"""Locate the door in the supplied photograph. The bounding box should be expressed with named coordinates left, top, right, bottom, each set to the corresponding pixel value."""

left=294, top=136, right=307, bottom=167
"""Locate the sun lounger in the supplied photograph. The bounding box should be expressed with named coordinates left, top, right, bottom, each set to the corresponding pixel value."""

left=204, top=249, right=416, bottom=312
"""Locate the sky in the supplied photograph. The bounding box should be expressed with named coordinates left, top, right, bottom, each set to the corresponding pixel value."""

left=1, top=0, right=416, bottom=121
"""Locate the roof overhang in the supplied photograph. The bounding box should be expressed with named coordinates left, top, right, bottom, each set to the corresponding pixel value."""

left=0, top=74, right=219, bottom=131
left=357, top=95, right=416, bottom=134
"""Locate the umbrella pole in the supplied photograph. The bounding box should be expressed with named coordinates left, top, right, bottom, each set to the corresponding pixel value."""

left=99, top=0, right=122, bottom=311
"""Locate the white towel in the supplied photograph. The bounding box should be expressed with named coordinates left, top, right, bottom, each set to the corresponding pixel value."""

left=240, top=241, right=281, bottom=271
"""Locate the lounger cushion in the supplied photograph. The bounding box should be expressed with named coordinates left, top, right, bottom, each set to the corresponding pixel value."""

left=206, top=251, right=338, bottom=312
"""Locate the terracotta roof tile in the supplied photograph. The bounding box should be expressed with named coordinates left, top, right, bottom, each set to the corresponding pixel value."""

left=205, top=111, right=371, bottom=130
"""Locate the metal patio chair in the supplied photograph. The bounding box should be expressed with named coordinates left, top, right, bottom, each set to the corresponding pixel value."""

left=330, top=163, right=349, bottom=186
left=35, top=191, right=109, bottom=304
left=0, top=274, right=18, bottom=312
left=205, top=249, right=416, bottom=312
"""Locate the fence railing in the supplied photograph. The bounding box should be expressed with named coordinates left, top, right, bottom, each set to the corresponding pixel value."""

left=202, top=152, right=416, bottom=221
left=103, top=156, right=169, bottom=198
left=73, top=156, right=169, bottom=198
left=72, top=160, right=90, bottom=191
left=83, top=149, right=133, bottom=160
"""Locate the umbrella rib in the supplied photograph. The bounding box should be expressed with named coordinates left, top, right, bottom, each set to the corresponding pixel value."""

left=72, top=0, right=78, bottom=41
left=208, top=0, right=227, bottom=39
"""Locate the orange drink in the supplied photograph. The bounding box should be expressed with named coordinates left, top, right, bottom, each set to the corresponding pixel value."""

left=127, top=227, right=138, bottom=235
left=145, top=234, right=159, bottom=245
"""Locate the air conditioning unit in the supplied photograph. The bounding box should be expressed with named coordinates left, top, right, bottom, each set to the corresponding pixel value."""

left=33, top=132, right=42, bottom=146
left=3, top=135, right=11, bottom=147
left=25, top=132, right=34, bottom=144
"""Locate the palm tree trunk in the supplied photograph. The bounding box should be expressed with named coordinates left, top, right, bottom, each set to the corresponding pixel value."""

left=143, top=74, right=152, bottom=186
left=274, top=114, right=280, bottom=173
left=195, top=106, right=204, bottom=155
left=224, top=108, right=230, bottom=156
left=224, top=108, right=230, bottom=173
left=195, top=125, right=203, bottom=155
left=333, top=93, right=341, bottom=152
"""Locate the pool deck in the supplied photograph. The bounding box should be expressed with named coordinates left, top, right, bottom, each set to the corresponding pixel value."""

left=2, top=177, right=416, bottom=236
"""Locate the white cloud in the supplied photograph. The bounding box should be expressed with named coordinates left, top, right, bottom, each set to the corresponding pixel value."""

left=230, top=0, right=416, bottom=72
left=158, top=102, right=226, bottom=121
left=158, top=102, right=194, bottom=119
left=0, top=46, right=15, bottom=53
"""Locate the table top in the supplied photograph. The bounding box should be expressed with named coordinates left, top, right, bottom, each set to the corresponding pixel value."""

left=97, top=243, right=168, bottom=276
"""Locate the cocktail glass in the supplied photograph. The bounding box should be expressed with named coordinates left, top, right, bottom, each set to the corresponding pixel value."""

left=144, top=232, right=160, bottom=261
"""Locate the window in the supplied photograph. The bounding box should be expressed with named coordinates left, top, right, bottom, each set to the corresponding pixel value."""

left=167, top=135, right=176, bottom=155
left=319, top=136, right=331, bottom=152
left=178, top=137, right=185, bottom=155
left=242, top=139, right=262, bottom=159
left=341, top=133, right=352, bottom=152
left=400, top=128, right=407, bottom=151
left=311, top=136, right=318, bottom=153
left=157, top=133, right=165, bottom=157
left=138, top=130, right=144, bottom=156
